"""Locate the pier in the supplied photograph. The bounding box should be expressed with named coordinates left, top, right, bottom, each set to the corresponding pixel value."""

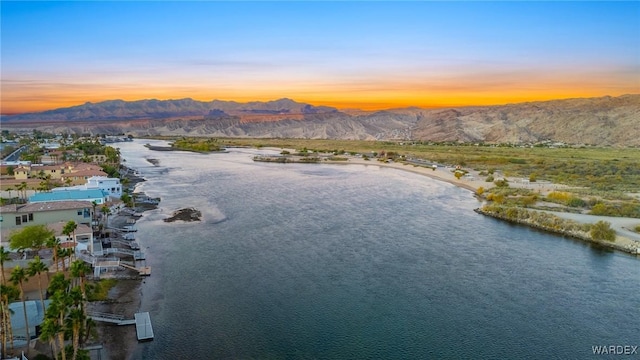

left=88, top=311, right=135, bottom=326
left=120, top=261, right=152, bottom=276
left=88, top=311, right=154, bottom=341
left=135, top=312, right=154, bottom=341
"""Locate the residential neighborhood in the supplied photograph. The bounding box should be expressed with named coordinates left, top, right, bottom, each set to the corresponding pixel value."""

left=0, top=131, right=149, bottom=359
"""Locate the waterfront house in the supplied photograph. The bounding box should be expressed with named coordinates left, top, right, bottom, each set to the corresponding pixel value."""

left=0, top=200, right=92, bottom=232
left=51, top=176, right=122, bottom=199
left=29, top=188, right=109, bottom=205
left=86, top=176, right=122, bottom=198
left=47, top=220, right=94, bottom=254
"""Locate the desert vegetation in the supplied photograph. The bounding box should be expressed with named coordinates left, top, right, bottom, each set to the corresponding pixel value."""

left=210, top=138, right=640, bottom=192
left=477, top=204, right=615, bottom=242
left=170, top=138, right=222, bottom=152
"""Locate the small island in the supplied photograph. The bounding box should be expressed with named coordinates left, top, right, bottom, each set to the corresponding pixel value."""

left=146, top=138, right=226, bottom=153
left=164, top=207, right=202, bottom=223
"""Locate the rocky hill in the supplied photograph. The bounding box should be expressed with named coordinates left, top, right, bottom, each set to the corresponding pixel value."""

left=411, top=95, right=640, bottom=146
left=2, top=95, right=638, bottom=146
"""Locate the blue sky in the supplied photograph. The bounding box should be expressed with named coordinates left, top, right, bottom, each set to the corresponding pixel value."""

left=1, top=1, right=638, bottom=112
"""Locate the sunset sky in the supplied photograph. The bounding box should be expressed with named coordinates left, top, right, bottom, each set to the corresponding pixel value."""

left=1, top=1, right=639, bottom=114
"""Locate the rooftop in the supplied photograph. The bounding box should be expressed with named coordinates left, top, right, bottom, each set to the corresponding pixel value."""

left=30, top=189, right=108, bottom=202
left=0, top=201, right=92, bottom=213
left=47, top=221, right=92, bottom=236
left=62, top=169, right=108, bottom=177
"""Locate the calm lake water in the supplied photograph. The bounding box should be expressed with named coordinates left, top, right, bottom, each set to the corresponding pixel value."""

left=117, top=140, right=638, bottom=360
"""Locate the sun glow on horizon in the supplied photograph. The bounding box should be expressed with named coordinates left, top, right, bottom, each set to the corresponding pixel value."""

left=2, top=89, right=639, bottom=115
left=1, top=2, right=638, bottom=115
left=2, top=78, right=637, bottom=114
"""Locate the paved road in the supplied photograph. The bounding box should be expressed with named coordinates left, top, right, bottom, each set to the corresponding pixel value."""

left=3, top=145, right=28, bottom=161
left=544, top=211, right=640, bottom=242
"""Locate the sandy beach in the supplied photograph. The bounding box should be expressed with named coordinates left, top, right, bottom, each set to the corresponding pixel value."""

left=328, top=155, right=567, bottom=196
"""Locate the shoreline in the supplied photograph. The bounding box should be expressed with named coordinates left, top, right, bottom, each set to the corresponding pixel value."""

left=474, top=207, right=640, bottom=255
left=320, top=155, right=640, bottom=256
left=91, top=166, right=159, bottom=360
left=90, top=144, right=636, bottom=357
left=334, top=157, right=481, bottom=193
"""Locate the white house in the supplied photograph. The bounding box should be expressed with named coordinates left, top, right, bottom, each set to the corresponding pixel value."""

left=86, top=176, right=122, bottom=199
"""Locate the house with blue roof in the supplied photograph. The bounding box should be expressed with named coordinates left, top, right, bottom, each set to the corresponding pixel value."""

left=29, top=188, right=109, bottom=204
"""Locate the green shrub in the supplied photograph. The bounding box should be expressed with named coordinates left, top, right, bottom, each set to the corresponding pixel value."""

left=88, top=279, right=118, bottom=301
left=590, top=221, right=616, bottom=241
left=590, top=202, right=640, bottom=218
left=547, top=191, right=571, bottom=202
left=566, top=197, right=587, bottom=207
left=485, top=175, right=494, bottom=182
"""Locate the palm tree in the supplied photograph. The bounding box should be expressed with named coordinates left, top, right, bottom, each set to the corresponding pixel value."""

left=67, top=308, right=84, bottom=360
left=91, top=201, right=98, bottom=223
left=70, top=260, right=91, bottom=301
left=28, top=256, right=49, bottom=310
left=0, top=246, right=11, bottom=285
left=58, top=248, right=71, bottom=272
left=0, top=247, right=14, bottom=356
left=1, top=284, right=20, bottom=358
left=41, top=174, right=54, bottom=191
left=45, top=291, right=69, bottom=360
left=62, top=221, right=78, bottom=260
left=66, top=286, right=85, bottom=359
left=10, top=266, right=31, bottom=355
left=17, top=181, right=27, bottom=203
left=11, top=184, right=19, bottom=202
left=46, top=236, right=62, bottom=273
left=39, top=317, right=61, bottom=360
left=47, top=273, right=70, bottom=295
left=101, top=205, right=111, bottom=231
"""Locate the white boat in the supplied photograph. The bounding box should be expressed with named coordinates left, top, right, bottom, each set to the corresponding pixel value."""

left=123, top=225, right=138, bottom=232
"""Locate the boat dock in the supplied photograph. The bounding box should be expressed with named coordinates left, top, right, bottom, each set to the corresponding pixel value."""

left=119, top=261, right=152, bottom=276
left=89, top=311, right=154, bottom=341
left=135, top=312, right=154, bottom=341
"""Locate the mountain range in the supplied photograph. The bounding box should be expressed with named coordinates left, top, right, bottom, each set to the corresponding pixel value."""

left=2, top=95, right=639, bottom=146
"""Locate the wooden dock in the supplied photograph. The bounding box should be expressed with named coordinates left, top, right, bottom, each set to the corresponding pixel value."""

left=119, top=262, right=151, bottom=276
left=135, top=312, right=154, bottom=341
